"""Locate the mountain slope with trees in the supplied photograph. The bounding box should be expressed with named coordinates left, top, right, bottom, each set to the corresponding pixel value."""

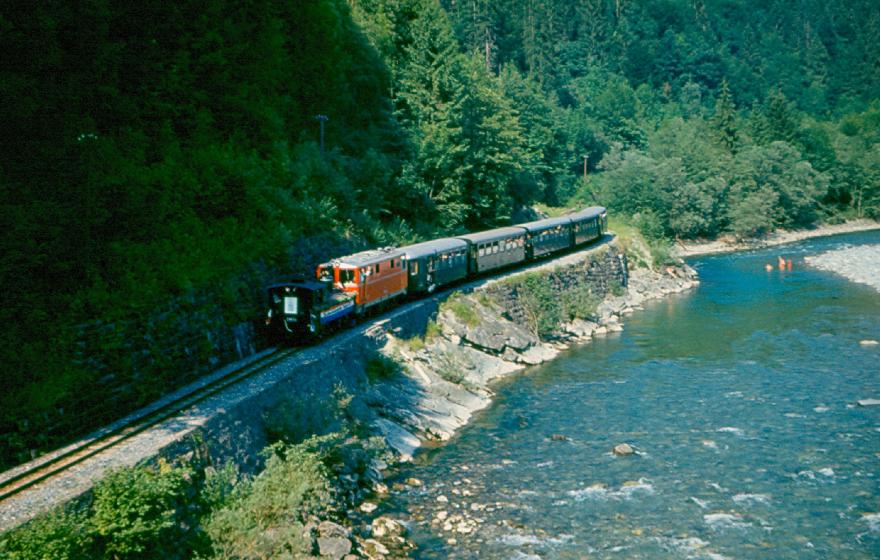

left=1, top=0, right=878, bottom=468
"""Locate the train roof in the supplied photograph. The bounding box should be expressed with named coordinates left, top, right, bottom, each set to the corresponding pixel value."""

left=514, top=216, right=573, bottom=232
left=332, top=247, right=405, bottom=268
left=399, top=238, right=468, bottom=259
left=566, top=206, right=606, bottom=221
left=455, top=226, right=526, bottom=244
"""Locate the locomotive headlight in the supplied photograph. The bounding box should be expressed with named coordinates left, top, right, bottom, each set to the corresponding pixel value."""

left=284, top=296, right=299, bottom=315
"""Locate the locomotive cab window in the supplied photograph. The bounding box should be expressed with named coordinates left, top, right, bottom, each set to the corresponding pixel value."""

left=340, top=269, right=355, bottom=284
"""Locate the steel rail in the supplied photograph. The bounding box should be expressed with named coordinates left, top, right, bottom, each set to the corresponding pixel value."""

left=0, top=348, right=296, bottom=504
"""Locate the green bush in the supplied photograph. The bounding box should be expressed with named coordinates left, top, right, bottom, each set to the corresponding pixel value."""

left=0, top=507, right=91, bottom=560
left=559, top=285, right=600, bottom=321
left=203, top=441, right=334, bottom=560
left=364, top=352, right=401, bottom=382
left=89, top=460, right=193, bottom=559
left=503, top=272, right=560, bottom=339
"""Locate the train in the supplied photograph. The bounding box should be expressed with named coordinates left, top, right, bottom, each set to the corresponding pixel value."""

left=265, top=206, right=607, bottom=341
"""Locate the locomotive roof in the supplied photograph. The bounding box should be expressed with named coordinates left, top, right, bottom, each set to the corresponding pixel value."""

left=399, top=238, right=468, bottom=259
left=567, top=206, right=606, bottom=221
left=332, top=247, right=405, bottom=267
left=455, top=226, right=526, bottom=244
left=514, top=215, right=573, bottom=232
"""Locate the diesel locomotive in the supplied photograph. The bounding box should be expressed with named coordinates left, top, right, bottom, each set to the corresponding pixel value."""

left=266, top=206, right=607, bottom=341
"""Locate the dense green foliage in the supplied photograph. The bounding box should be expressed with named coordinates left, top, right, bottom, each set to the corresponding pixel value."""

left=1, top=0, right=878, bottom=466
left=1, top=406, right=384, bottom=560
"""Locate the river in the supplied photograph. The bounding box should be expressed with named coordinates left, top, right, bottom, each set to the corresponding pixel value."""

left=383, top=230, right=880, bottom=559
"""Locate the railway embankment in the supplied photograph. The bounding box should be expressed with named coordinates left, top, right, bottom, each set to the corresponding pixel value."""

left=1, top=235, right=699, bottom=558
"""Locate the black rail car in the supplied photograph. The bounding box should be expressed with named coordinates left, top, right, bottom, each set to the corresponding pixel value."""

left=400, top=238, right=469, bottom=294
left=266, top=280, right=355, bottom=339
left=455, top=227, right=527, bottom=275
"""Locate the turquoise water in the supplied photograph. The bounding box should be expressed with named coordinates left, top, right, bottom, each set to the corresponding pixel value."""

left=386, top=231, right=880, bottom=559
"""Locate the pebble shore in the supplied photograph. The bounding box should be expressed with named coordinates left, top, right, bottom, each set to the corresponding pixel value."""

left=674, top=220, right=880, bottom=258
left=804, top=244, right=880, bottom=293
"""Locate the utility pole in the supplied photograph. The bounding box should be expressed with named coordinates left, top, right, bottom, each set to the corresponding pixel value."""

left=315, top=114, right=329, bottom=153
left=582, top=154, right=589, bottom=181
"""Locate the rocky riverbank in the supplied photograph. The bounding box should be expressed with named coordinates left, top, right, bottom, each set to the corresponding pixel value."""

left=347, top=243, right=699, bottom=557
left=673, top=219, right=880, bottom=258
left=804, top=243, right=880, bottom=293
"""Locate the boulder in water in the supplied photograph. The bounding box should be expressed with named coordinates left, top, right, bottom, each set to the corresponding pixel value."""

left=613, top=443, right=636, bottom=456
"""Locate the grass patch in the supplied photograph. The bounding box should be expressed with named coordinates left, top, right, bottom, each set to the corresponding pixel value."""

left=403, top=336, right=425, bottom=352
left=441, top=292, right=480, bottom=327
left=425, top=320, right=442, bottom=340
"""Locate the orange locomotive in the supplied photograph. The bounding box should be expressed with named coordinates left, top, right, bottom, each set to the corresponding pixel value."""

left=317, top=247, right=408, bottom=312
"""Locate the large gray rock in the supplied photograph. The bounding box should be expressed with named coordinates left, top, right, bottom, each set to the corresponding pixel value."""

left=372, top=418, right=420, bottom=460
left=441, top=301, right=536, bottom=354
left=371, top=516, right=407, bottom=538
left=317, top=536, right=352, bottom=559
left=317, top=520, right=351, bottom=539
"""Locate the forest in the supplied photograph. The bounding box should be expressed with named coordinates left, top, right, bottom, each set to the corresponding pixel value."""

left=1, top=0, right=879, bottom=467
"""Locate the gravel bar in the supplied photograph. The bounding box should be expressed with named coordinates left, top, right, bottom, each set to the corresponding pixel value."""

left=804, top=244, right=880, bottom=293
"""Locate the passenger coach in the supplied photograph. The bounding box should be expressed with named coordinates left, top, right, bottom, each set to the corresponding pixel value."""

left=569, top=206, right=606, bottom=245
left=455, top=227, right=527, bottom=274
left=400, top=238, right=469, bottom=295
left=516, top=216, right=574, bottom=259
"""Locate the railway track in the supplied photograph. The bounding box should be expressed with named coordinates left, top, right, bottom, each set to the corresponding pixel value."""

left=0, top=347, right=297, bottom=506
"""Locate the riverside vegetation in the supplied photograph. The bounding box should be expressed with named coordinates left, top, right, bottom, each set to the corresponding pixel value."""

left=0, top=388, right=399, bottom=560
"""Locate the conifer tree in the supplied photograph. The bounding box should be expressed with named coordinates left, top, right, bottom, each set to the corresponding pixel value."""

left=394, top=0, right=470, bottom=229
left=712, top=79, right=739, bottom=152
